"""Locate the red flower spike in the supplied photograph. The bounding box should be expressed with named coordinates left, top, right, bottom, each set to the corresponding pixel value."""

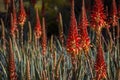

left=9, top=39, right=17, bottom=80
left=109, top=0, right=118, bottom=26
left=10, top=13, right=16, bottom=37
left=66, top=0, right=80, bottom=56
left=90, top=0, right=106, bottom=32
left=42, top=17, right=47, bottom=55
left=95, top=44, right=107, bottom=80
left=80, top=28, right=90, bottom=53
left=79, top=0, right=88, bottom=29
left=18, top=0, right=26, bottom=27
left=12, top=0, right=17, bottom=24
left=34, top=9, right=42, bottom=39
left=78, top=0, right=90, bottom=53
left=11, top=0, right=17, bottom=31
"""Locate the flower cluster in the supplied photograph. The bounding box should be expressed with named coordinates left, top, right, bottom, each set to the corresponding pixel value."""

left=18, top=0, right=26, bottom=27
left=66, top=0, right=80, bottom=56
left=9, top=39, right=17, bottom=80
left=11, top=0, right=17, bottom=28
left=95, top=44, right=107, bottom=80
left=91, top=0, right=106, bottom=32
left=78, top=0, right=90, bottom=53
left=34, top=9, right=42, bottom=39
left=10, top=0, right=17, bottom=37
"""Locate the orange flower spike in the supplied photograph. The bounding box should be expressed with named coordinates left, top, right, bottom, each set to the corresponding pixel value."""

left=12, top=0, right=17, bottom=25
left=79, top=0, right=88, bottom=29
left=9, top=39, right=17, bottom=80
left=10, top=13, right=16, bottom=37
left=81, top=28, right=90, bottom=53
left=91, top=0, right=106, bottom=32
left=18, top=0, right=26, bottom=27
left=66, top=0, right=80, bottom=56
left=34, top=9, right=42, bottom=39
left=78, top=0, right=90, bottom=53
left=95, top=44, right=107, bottom=80
left=42, top=17, right=47, bottom=55
left=11, top=0, right=17, bottom=31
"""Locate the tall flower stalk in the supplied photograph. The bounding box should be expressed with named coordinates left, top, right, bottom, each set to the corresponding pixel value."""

left=66, top=0, right=80, bottom=64
left=42, top=17, right=47, bottom=55
left=34, top=9, right=42, bottom=49
left=9, top=0, right=18, bottom=40
left=91, top=0, right=106, bottom=33
left=18, top=0, right=26, bottom=48
left=90, top=0, right=106, bottom=45
left=78, top=0, right=90, bottom=54
left=95, top=43, right=107, bottom=80
left=78, top=0, right=93, bottom=78
left=9, top=39, right=17, bottom=80
left=18, top=0, right=26, bottom=27
left=11, top=0, right=17, bottom=31
left=34, top=9, right=42, bottom=39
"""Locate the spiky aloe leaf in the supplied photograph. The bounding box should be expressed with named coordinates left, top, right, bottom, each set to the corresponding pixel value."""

left=58, top=12, right=64, bottom=46
left=55, top=54, right=63, bottom=80
left=28, top=21, right=32, bottom=43
left=26, top=58, right=30, bottom=80
left=0, top=61, right=7, bottom=78
left=0, top=19, right=6, bottom=50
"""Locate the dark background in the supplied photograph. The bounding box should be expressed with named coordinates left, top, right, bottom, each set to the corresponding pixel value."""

left=0, top=0, right=120, bottom=38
